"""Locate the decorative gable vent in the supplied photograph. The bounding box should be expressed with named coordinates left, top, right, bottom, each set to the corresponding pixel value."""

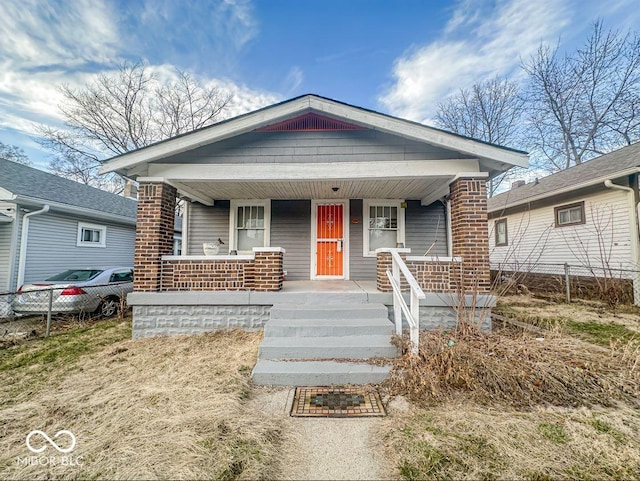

left=255, top=112, right=365, bottom=132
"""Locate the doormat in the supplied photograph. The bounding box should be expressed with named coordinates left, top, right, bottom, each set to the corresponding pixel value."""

left=290, top=386, right=386, bottom=417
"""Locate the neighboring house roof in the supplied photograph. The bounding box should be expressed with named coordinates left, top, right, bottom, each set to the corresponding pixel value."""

left=0, top=158, right=137, bottom=224
left=100, top=94, right=529, bottom=177
left=488, top=142, right=640, bottom=213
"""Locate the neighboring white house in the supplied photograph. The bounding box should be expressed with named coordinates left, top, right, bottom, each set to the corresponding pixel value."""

left=488, top=142, right=640, bottom=302
left=0, top=159, right=138, bottom=293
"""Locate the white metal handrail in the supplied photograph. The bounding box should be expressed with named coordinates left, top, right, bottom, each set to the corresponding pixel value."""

left=386, top=249, right=425, bottom=355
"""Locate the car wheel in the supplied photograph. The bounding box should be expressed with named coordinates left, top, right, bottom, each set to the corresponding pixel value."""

left=98, top=297, right=120, bottom=318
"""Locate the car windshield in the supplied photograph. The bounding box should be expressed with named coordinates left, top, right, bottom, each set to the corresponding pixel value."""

left=45, top=270, right=103, bottom=282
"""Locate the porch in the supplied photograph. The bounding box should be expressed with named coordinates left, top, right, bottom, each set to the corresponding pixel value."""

left=128, top=278, right=494, bottom=339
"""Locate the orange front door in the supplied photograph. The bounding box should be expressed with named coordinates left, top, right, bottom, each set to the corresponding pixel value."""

left=316, top=203, right=344, bottom=277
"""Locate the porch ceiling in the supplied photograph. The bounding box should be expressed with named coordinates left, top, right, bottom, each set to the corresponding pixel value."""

left=172, top=177, right=454, bottom=205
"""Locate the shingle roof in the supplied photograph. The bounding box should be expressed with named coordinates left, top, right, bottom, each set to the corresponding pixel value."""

left=487, top=142, right=640, bottom=212
left=0, top=158, right=137, bottom=219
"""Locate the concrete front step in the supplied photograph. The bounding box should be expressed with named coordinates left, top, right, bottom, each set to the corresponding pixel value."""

left=258, top=335, right=398, bottom=359
left=269, top=303, right=389, bottom=320
left=251, top=359, right=392, bottom=386
left=264, top=317, right=394, bottom=337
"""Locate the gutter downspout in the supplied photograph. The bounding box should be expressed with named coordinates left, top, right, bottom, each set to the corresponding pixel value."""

left=17, top=205, right=49, bottom=288
left=604, top=180, right=640, bottom=305
left=181, top=201, right=189, bottom=256
left=444, top=197, right=453, bottom=257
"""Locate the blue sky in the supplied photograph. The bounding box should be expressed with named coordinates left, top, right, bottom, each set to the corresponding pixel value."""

left=0, top=0, right=638, bottom=169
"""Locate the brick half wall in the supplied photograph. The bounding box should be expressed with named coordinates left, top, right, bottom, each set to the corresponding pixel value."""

left=376, top=251, right=461, bottom=293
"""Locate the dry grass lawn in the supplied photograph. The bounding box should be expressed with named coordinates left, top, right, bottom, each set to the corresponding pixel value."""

left=380, top=294, right=640, bottom=480
left=2, top=295, right=640, bottom=480
left=0, top=319, right=283, bottom=480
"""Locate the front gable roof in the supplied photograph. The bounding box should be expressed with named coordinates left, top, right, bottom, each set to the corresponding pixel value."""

left=0, top=158, right=137, bottom=222
left=488, top=142, right=640, bottom=213
left=100, top=94, right=528, bottom=178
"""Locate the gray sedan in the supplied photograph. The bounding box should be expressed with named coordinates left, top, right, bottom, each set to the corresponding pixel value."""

left=13, top=267, right=134, bottom=317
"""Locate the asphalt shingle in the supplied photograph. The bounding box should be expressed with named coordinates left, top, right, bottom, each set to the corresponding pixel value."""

left=0, top=158, right=137, bottom=219
left=488, top=143, right=640, bottom=212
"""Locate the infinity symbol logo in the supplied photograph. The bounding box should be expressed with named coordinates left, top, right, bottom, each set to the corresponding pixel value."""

left=26, top=430, right=76, bottom=453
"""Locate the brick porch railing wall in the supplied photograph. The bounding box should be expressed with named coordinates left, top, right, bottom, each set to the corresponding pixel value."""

left=135, top=182, right=177, bottom=292
left=161, top=258, right=255, bottom=291
left=159, top=248, right=285, bottom=292
left=376, top=251, right=460, bottom=293
left=449, top=178, right=491, bottom=292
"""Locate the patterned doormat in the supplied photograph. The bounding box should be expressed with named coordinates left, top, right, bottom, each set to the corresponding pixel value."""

left=290, top=386, right=386, bottom=417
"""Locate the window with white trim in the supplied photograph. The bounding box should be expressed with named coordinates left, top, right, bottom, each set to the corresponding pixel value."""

left=363, top=200, right=405, bottom=256
left=229, top=200, right=271, bottom=253
left=77, top=222, right=106, bottom=248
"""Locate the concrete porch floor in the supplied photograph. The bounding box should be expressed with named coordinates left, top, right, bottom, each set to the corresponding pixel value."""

left=281, top=280, right=378, bottom=294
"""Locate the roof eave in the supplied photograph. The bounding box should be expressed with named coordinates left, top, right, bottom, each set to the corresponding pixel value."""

left=100, top=95, right=529, bottom=176
left=488, top=167, right=640, bottom=213
left=12, top=195, right=137, bottom=225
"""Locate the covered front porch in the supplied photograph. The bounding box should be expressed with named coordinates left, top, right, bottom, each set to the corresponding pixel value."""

left=137, top=174, right=492, bottom=295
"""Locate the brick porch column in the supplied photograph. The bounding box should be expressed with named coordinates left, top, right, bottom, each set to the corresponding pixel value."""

left=135, top=182, right=177, bottom=291
left=449, top=178, right=490, bottom=293
left=253, top=247, right=285, bottom=291
left=376, top=248, right=411, bottom=292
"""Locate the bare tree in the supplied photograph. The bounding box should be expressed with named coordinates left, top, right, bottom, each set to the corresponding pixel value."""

left=435, top=76, right=526, bottom=196
left=523, top=21, right=640, bottom=171
left=0, top=141, right=31, bottom=165
left=38, top=61, right=232, bottom=192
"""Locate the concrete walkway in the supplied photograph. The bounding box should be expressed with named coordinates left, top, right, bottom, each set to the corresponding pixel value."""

left=249, top=388, right=395, bottom=480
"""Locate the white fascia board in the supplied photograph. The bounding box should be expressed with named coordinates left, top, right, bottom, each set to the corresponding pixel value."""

left=306, top=97, right=529, bottom=169
left=100, top=95, right=527, bottom=176
left=99, top=97, right=312, bottom=175
left=487, top=167, right=640, bottom=213
left=148, top=159, right=480, bottom=181
left=0, top=187, right=16, bottom=200
left=13, top=195, right=137, bottom=226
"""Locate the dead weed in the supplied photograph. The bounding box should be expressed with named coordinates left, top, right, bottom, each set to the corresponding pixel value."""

left=384, top=326, right=640, bottom=409
left=0, top=329, right=283, bottom=480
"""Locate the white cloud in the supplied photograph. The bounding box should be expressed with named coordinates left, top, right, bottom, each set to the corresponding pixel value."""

left=0, top=0, right=278, bottom=144
left=284, top=67, right=304, bottom=95
left=379, top=0, right=576, bottom=122
left=0, top=0, right=119, bottom=67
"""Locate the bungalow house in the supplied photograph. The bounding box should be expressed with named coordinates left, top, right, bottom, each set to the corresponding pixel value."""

left=488, top=142, right=640, bottom=304
left=0, top=158, right=137, bottom=294
left=100, top=95, right=528, bottom=384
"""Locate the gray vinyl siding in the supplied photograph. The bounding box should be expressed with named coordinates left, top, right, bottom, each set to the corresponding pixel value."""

left=159, top=130, right=473, bottom=165
left=349, top=200, right=376, bottom=280
left=271, top=200, right=311, bottom=280
left=0, top=223, right=12, bottom=291
left=23, top=213, right=135, bottom=283
left=186, top=201, right=230, bottom=255
left=405, top=201, right=448, bottom=256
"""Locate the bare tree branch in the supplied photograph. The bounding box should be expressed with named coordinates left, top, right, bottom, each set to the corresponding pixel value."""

left=523, top=20, right=640, bottom=171
left=37, top=60, right=232, bottom=193
left=436, top=76, right=526, bottom=196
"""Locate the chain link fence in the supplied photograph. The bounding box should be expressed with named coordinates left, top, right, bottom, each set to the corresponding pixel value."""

left=0, top=282, right=132, bottom=343
left=491, top=262, right=640, bottom=305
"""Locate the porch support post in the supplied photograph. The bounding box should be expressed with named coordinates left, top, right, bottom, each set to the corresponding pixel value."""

left=253, top=247, right=285, bottom=291
left=449, top=178, right=490, bottom=293
left=135, top=182, right=177, bottom=292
